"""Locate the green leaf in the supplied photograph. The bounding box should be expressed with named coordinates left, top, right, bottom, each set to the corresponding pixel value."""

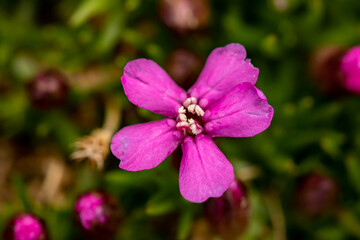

left=11, top=174, right=32, bottom=212
left=69, top=0, right=117, bottom=26
left=104, top=170, right=154, bottom=187
left=95, top=11, right=125, bottom=54
left=145, top=193, right=176, bottom=216
left=47, top=112, right=81, bottom=153
left=176, top=209, right=193, bottom=240
left=346, top=154, right=360, bottom=194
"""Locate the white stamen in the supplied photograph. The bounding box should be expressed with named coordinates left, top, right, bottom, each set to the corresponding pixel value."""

left=195, top=105, right=204, bottom=116
left=183, top=98, right=191, bottom=108
left=178, top=106, right=186, bottom=114
left=187, top=104, right=196, bottom=114
left=179, top=114, right=187, bottom=122
left=188, top=118, right=203, bottom=135
left=183, top=97, right=197, bottom=108
left=190, top=97, right=197, bottom=104
left=177, top=97, right=205, bottom=135
left=182, top=97, right=204, bottom=117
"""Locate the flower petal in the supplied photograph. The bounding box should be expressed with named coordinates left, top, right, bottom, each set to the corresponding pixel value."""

left=179, top=134, right=234, bottom=203
left=203, top=82, right=274, bottom=138
left=340, top=46, right=360, bottom=94
left=111, top=119, right=183, bottom=171
left=188, top=43, right=259, bottom=108
left=255, top=86, right=267, bottom=100
left=122, top=59, right=188, bottom=117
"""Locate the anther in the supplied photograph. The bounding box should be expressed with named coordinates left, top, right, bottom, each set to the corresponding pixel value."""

left=195, top=105, right=204, bottom=116
left=183, top=97, right=197, bottom=108
left=178, top=106, right=186, bottom=114
left=187, top=104, right=196, bottom=114
left=188, top=118, right=203, bottom=135
left=190, top=97, right=197, bottom=104
left=177, top=97, right=205, bottom=135
left=183, top=98, right=191, bottom=108
left=178, top=106, right=187, bottom=122
left=183, top=97, right=204, bottom=117
left=179, top=113, right=187, bottom=122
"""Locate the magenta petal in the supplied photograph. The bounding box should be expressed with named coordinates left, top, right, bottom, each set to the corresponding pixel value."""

left=122, top=59, right=188, bottom=117
left=188, top=43, right=259, bottom=108
left=203, top=82, right=274, bottom=138
left=111, top=119, right=183, bottom=171
left=255, top=86, right=267, bottom=100
left=340, top=46, right=360, bottom=94
left=179, top=134, right=234, bottom=203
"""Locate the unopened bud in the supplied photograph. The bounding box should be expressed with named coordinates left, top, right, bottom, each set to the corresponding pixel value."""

left=74, top=190, right=122, bottom=239
left=204, top=179, right=250, bottom=240
left=340, top=45, right=360, bottom=95
left=3, top=213, right=49, bottom=240
left=159, top=0, right=210, bottom=34
left=166, top=49, right=203, bottom=89
left=295, top=173, right=338, bottom=217
left=309, top=45, right=346, bottom=96
left=26, top=69, right=69, bottom=109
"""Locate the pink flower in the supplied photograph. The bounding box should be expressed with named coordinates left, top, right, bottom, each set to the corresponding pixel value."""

left=340, top=46, right=360, bottom=95
left=74, top=190, right=122, bottom=239
left=75, top=192, right=108, bottom=230
left=111, top=43, right=274, bottom=203
left=3, top=213, right=48, bottom=240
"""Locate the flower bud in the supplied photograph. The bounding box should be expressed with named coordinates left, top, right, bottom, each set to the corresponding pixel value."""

left=26, top=69, right=69, bottom=109
left=166, top=49, right=203, bottom=90
left=340, top=46, right=360, bottom=95
left=159, top=0, right=210, bottom=34
left=204, top=179, right=250, bottom=240
left=295, top=173, right=338, bottom=218
left=74, top=190, right=122, bottom=239
left=3, top=213, right=49, bottom=240
left=309, top=45, right=346, bottom=96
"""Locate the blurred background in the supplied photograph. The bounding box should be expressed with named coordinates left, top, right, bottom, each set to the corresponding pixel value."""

left=0, top=0, right=360, bottom=239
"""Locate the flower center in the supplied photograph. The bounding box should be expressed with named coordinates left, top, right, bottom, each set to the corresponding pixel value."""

left=176, top=97, right=205, bottom=135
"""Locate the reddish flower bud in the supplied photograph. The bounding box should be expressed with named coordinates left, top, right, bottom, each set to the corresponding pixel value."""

left=340, top=46, right=360, bottom=95
left=204, top=179, right=250, bottom=240
left=74, top=190, right=122, bottom=239
left=27, top=69, right=69, bottom=109
left=159, top=0, right=210, bottom=34
left=3, top=213, right=49, bottom=240
left=309, top=45, right=346, bottom=96
left=166, top=49, right=203, bottom=90
left=295, top=173, right=338, bottom=218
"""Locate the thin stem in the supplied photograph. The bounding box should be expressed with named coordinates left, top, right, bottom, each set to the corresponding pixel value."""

left=265, top=191, right=287, bottom=240
left=103, top=96, right=121, bottom=134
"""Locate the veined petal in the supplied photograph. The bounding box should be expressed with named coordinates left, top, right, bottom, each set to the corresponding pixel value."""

left=179, top=135, right=234, bottom=203
left=111, top=119, right=183, bottom=171
left=203, top=83, right=274, bottom=138
left=122, top=59, right=188, bottom=117
left=188, top=43, right=259, bottom=108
